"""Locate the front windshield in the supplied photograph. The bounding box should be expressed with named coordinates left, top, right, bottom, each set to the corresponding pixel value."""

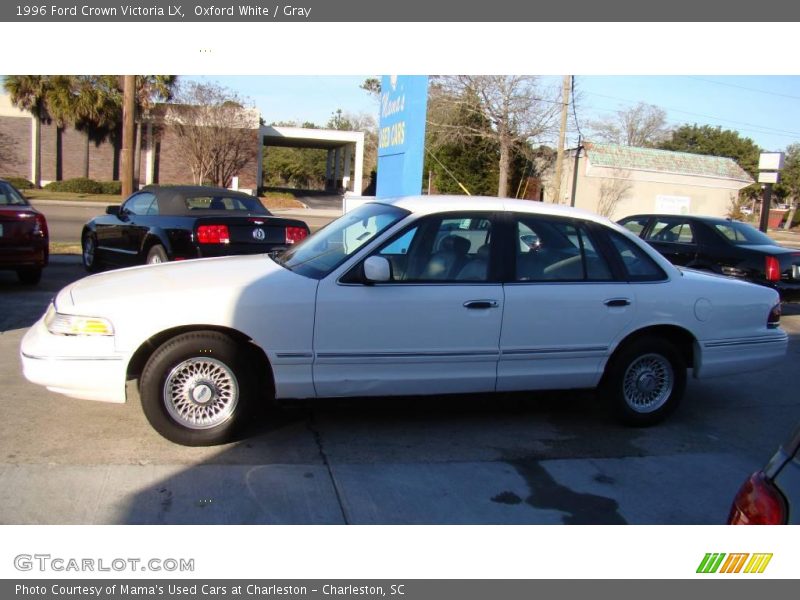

left=713, top=221, right=776, bottom=246
left=276, top=202, right=409, bottom=279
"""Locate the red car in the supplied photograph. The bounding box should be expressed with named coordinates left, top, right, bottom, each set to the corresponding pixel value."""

left=0, top=179, right=48, bottom=285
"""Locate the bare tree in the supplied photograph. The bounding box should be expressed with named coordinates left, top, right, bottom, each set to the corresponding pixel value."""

left=588, top=102, right=670, bottom=147
left=429, top=76, right=559, bottom=197
left=596, top=169, right=633, bottom=218
left=166, top=82, right=259, bottom=187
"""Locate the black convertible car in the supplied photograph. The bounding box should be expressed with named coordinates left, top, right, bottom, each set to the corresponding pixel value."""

left=619, top=214, right=800, bottom=302
left=81, top=185, right=310, bottom=271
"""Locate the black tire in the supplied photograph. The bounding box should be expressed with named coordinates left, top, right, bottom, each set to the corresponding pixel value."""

left=146, top=244, right=168, bottom=265
left=82, top=233, right=103, bottom=272
left=601, top=336, right=686, bottom=426
left=17, top=268, right=42, bottom=285
left=139, top=331, right=256, bottom=446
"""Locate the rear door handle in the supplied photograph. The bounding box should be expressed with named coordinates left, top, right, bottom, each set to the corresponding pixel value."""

left=604, top=298, right=631, bottom=307
left=463, top=300, right=499, bottom=309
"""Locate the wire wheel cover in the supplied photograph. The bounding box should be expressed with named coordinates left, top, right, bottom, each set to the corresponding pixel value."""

left=163, top=357, right=239, bottom=429
left=622, top=353, right=674, bottom=412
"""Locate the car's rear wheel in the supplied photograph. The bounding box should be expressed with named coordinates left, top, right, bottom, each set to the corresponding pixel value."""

left=146, top=245, right=168, bottom=264
left=139, top=331, right=255, bottom=446
left=82, top=233, right=102, bottom=272
left=17, top=268, right=42, bottom=285
left=602, top=336, right=686, bottom=426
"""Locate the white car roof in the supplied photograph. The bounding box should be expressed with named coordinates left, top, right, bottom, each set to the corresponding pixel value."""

left=373, top=195, right=615, bottom=227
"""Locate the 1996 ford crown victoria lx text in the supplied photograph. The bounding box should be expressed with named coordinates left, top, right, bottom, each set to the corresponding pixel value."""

left=21, top=196, right=788, bottom=446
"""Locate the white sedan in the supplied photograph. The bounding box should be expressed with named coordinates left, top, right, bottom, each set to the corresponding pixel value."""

left=21, top=196, right=788, bottom=446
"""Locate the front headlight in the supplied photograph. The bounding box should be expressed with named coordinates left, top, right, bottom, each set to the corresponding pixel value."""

left=44, top=303, right=114, bottom=336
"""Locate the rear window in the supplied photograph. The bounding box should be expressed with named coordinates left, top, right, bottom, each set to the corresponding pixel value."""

left=0, top=182, right=29, bottom=206
left=184, top=195, right=268, bottom=214
left=713, top=221, right=775, bottom=246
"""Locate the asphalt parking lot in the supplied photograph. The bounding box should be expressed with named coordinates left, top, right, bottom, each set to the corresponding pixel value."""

left=1, top=258, right=799, bottom=524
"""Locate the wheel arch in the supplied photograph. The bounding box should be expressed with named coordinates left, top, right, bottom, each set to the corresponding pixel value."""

left=140, top=229, right=172, bottom=260
left=127, top=325, right=275, bottom=397
left=607, top=324, right=697, bottom=374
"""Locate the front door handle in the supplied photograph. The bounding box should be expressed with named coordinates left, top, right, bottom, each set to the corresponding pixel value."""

left=463, top=300, right=499, bottom=309
left=604, top=298, right=631, bottom=307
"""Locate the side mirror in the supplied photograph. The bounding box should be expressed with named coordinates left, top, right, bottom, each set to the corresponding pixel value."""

left=106, top=205, right=121, bottom=216
left=363, top=256, right=391, bottom=283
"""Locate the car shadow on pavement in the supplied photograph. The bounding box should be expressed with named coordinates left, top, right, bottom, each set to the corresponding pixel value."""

left=112, top=390, right=631, bottom=525
left=0, top=258, right=85, bottom=331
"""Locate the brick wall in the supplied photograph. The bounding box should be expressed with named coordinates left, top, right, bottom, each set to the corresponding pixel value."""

left=0, top=116, right=31, bottom=179
left=0, top=114, right=259, bottom=190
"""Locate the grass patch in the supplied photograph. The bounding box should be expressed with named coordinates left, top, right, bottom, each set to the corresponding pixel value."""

left=26, top=190, right=119, bottom=203
left=260, top=194, right=306, bottom=209
left=50, top=242, right=82, bottom=255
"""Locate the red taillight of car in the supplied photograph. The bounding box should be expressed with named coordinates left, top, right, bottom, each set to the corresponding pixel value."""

left=768, top=303, right=781, bottom=329
left=285, top=226, right=308, bottom=245
left=197, top=225, right=230, bottom=244
left=33, top=213, right=48, bottom=237
left=727, top=472, right=787, bottom=525
left=765, top=256, right=781, bottom=282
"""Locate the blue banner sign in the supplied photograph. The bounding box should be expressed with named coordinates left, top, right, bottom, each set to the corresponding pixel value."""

left=377, top=75, right=428, bottom=197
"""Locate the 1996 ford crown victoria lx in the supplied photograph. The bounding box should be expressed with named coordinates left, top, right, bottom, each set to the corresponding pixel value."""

left=21, top=196, right=788, bottom=446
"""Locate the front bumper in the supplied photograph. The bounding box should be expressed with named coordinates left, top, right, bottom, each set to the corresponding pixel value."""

left=20, top=316, right=128, bottom=403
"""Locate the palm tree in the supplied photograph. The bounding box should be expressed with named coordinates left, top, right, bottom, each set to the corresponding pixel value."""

left=5, top=75, right=177, bottom=185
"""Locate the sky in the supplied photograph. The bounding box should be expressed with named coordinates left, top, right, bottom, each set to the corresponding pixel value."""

left=187, top=74, right=800, bottom=152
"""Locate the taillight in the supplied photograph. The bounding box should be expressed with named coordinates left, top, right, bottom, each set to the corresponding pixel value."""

left=727, top=472, right=787, bottom=525
left=197, top=224, right=230, bottom=244
left=285, top=226, right=308, bottom=245
left=768, top=303, right=781, bottom=329
left=765, top=256, right=781, bottom=282
left=33, top=213, right=48, bottom=237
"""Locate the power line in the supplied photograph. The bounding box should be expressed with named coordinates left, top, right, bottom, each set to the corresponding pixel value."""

left=685, top=76, right=800, bottom=101
left=581, top=90, right=800, bottom=138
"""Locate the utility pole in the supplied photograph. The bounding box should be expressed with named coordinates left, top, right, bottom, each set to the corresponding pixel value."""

left=121, top=75, right=136, bottom=198
left=552, top=75, right=571, bottom=204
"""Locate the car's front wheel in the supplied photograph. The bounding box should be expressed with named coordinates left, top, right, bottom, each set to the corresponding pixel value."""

left=139, top=331, right=255, bottom=446
left=602, top=336, right=686, bottom=426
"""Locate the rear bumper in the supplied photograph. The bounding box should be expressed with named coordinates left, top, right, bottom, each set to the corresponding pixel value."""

left=193, top=243, right=290, bottom=259
left=0, top=243, right=48, bottom=269
left=769, top=281, right=800, bottom=303
left=694, top=331, right=789, bottom=378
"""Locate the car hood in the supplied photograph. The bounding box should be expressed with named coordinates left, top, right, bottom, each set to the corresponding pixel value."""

left=60, top=254, right=288, bottom=311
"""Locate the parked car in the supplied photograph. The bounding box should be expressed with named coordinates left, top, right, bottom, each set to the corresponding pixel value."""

left=80, top=185, right=310, bottom=271
left=619, top=214, right=800, bottom=302
left=0, top=178, right=48, bottom=285
left=22, top=196, right=787, bottom=446
left=728, top=424, right=800, bottom=524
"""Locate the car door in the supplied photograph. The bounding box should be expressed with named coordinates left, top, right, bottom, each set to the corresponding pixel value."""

left=643, top=217, right=699, bottom=267
left=96, top=192, right=157, bottom=266
left=498, top=214, right=637, bottom=392
left=313, top=212, right=504, bottom=397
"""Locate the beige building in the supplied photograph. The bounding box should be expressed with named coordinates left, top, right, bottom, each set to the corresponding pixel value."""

left=548, top=142, right=754, bottom=220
